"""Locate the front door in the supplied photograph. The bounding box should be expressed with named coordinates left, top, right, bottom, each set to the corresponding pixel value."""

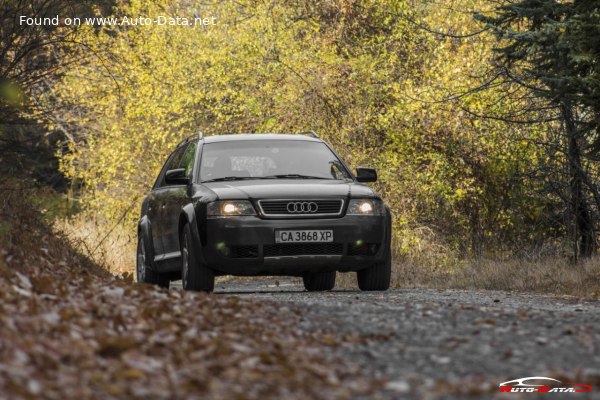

left=152, top=144, right=188, bottom=259
left=162, top=141, right=197, bottom=256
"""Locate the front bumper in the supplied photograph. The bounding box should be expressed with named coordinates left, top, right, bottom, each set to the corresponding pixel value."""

left=201, top=214, right=389, bottom=276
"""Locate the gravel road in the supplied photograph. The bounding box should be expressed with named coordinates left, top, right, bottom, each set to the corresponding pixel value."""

left=213, top=278, right=600, bottom=399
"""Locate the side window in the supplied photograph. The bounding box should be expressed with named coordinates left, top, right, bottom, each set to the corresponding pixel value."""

left=330, top=161, right=348, bottom=180
left=169, top=145, right=187, bottom=171
left=179, top=142, right=197, bottom=176
left=155, top=145, right=188, bottom=188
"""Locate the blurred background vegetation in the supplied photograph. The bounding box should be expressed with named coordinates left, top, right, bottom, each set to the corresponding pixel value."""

left=2, top=0, right=599, bottom=293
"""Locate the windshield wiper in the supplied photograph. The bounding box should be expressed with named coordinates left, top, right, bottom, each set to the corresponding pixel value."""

left=262, top=174, right=331, bottom=180
left=203, top=174, right=333, bottom=183
left=202, top=176, right=269, bottom=183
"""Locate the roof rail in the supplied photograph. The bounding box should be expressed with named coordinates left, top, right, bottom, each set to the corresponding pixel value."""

left=299, top=130, right=319, bottom=138
left=176, top=131, right=204, bottom=148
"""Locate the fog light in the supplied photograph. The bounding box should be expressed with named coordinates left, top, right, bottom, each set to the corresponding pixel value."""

left=216, top=242, right=230, bottom=256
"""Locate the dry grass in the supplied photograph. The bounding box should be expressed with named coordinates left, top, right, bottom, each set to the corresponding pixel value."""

left=51, top=207, right=600, bottom=299
left=0, top=178, right=137, bottom=277
left=338, top=257, right=600, bottom=299
left=0, top=182, right=112, bottom=281
left=53, top=215, right=136, bottom=277
left=337, top=224, right=600, bottom=299
left=408, top=257, right=600, bottom=299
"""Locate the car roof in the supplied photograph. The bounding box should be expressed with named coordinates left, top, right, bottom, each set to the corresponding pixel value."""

left=202, top=134, right=322, bottom=143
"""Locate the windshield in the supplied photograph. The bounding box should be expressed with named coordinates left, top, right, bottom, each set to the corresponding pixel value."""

left=200, top=140, right=352, bottom=182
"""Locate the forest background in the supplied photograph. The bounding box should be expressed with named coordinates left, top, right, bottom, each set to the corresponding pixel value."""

left=2, top=0, right=599, bottom=296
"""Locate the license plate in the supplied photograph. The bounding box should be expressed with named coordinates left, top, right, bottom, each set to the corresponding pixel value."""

left=275, top=230, right=333, bottom=243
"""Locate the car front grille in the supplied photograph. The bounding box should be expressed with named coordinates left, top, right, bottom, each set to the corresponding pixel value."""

left=225, top=243, right=379, bottom=258
left=258, top=199, right=344, bottom=217
left=263, top=243, right=344, bottom=257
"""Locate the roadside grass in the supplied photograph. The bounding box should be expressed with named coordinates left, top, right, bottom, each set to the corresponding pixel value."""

left=36, top=182, right=599, bottom=299
left=0, top=180, right=111, bottom=280
left=338, top=226, right=600, bottom=298
left=398, top=257, right=600, bottom=299
left=54, top=216, right=232, bottom=286
left=0, top=178, right=132, bottom=276
left=59, top=213, right=600, bottom=299
left=339, top=256, right=600, bottom=299
left=54, top=215, right=136, bottom=277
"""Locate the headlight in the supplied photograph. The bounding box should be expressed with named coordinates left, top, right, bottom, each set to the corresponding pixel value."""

left=207, top=200, right=256, bottom=217
left=347, top=199, right=384, bottom=215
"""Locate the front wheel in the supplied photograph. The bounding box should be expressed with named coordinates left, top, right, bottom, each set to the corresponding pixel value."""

left=303, top=271, right=336, bottom=291
left=136, top=236, right=169, bottom=288
left=181, top=224, right=214, bottom=292
left=357, top=250, right=391, bottom=291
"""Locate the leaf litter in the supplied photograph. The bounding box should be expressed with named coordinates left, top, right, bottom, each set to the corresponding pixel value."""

left=0, top=192, right=379, bottom=399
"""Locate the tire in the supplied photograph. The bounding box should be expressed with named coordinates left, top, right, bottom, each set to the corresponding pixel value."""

left=303, top=271, right=336, bottom=291
left=357, top=249, right=391, bottom=291
left=136, top=236, right=170, bottom=288
left=181, top=223, right=214, bottom=292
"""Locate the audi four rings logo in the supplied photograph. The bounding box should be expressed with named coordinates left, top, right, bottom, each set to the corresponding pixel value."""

left=287, top=202, right=319, bottom=213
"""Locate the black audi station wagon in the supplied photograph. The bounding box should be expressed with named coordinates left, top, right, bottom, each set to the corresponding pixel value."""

left=137, top=132, right=392, bottom=292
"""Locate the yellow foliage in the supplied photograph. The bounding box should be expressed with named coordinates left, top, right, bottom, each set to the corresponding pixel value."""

left=48, top=0, right=548, bottom=264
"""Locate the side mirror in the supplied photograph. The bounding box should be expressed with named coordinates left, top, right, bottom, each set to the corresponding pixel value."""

left=165, top=168, right=190, bottom=185
left=356, top=167, right=377, bottom=183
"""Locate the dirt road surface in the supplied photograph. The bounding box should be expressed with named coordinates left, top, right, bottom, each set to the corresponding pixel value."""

left=211, top=278, right=600, bottom=399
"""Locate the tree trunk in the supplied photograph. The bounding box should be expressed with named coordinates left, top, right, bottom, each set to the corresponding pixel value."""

left=562, top=101, right=595, bottom=259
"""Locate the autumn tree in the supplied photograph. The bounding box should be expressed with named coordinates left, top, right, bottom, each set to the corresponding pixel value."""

left=0, top=0, right=111, bottom=185
left=477, top=0, right=600, bottom=259
left=48, top=0, right=545, bottom=265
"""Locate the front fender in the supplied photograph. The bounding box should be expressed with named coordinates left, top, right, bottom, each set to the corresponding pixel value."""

left=138, top=216, right=157, bottom=270
left=180, top=203, right=207, bottom=265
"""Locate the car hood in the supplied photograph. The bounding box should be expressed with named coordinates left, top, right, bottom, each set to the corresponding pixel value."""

left=203, top=179, right=376, bottom=200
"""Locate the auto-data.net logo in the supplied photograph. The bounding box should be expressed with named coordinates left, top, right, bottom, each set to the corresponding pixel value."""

left=499, top=377, right=592, bottom=393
